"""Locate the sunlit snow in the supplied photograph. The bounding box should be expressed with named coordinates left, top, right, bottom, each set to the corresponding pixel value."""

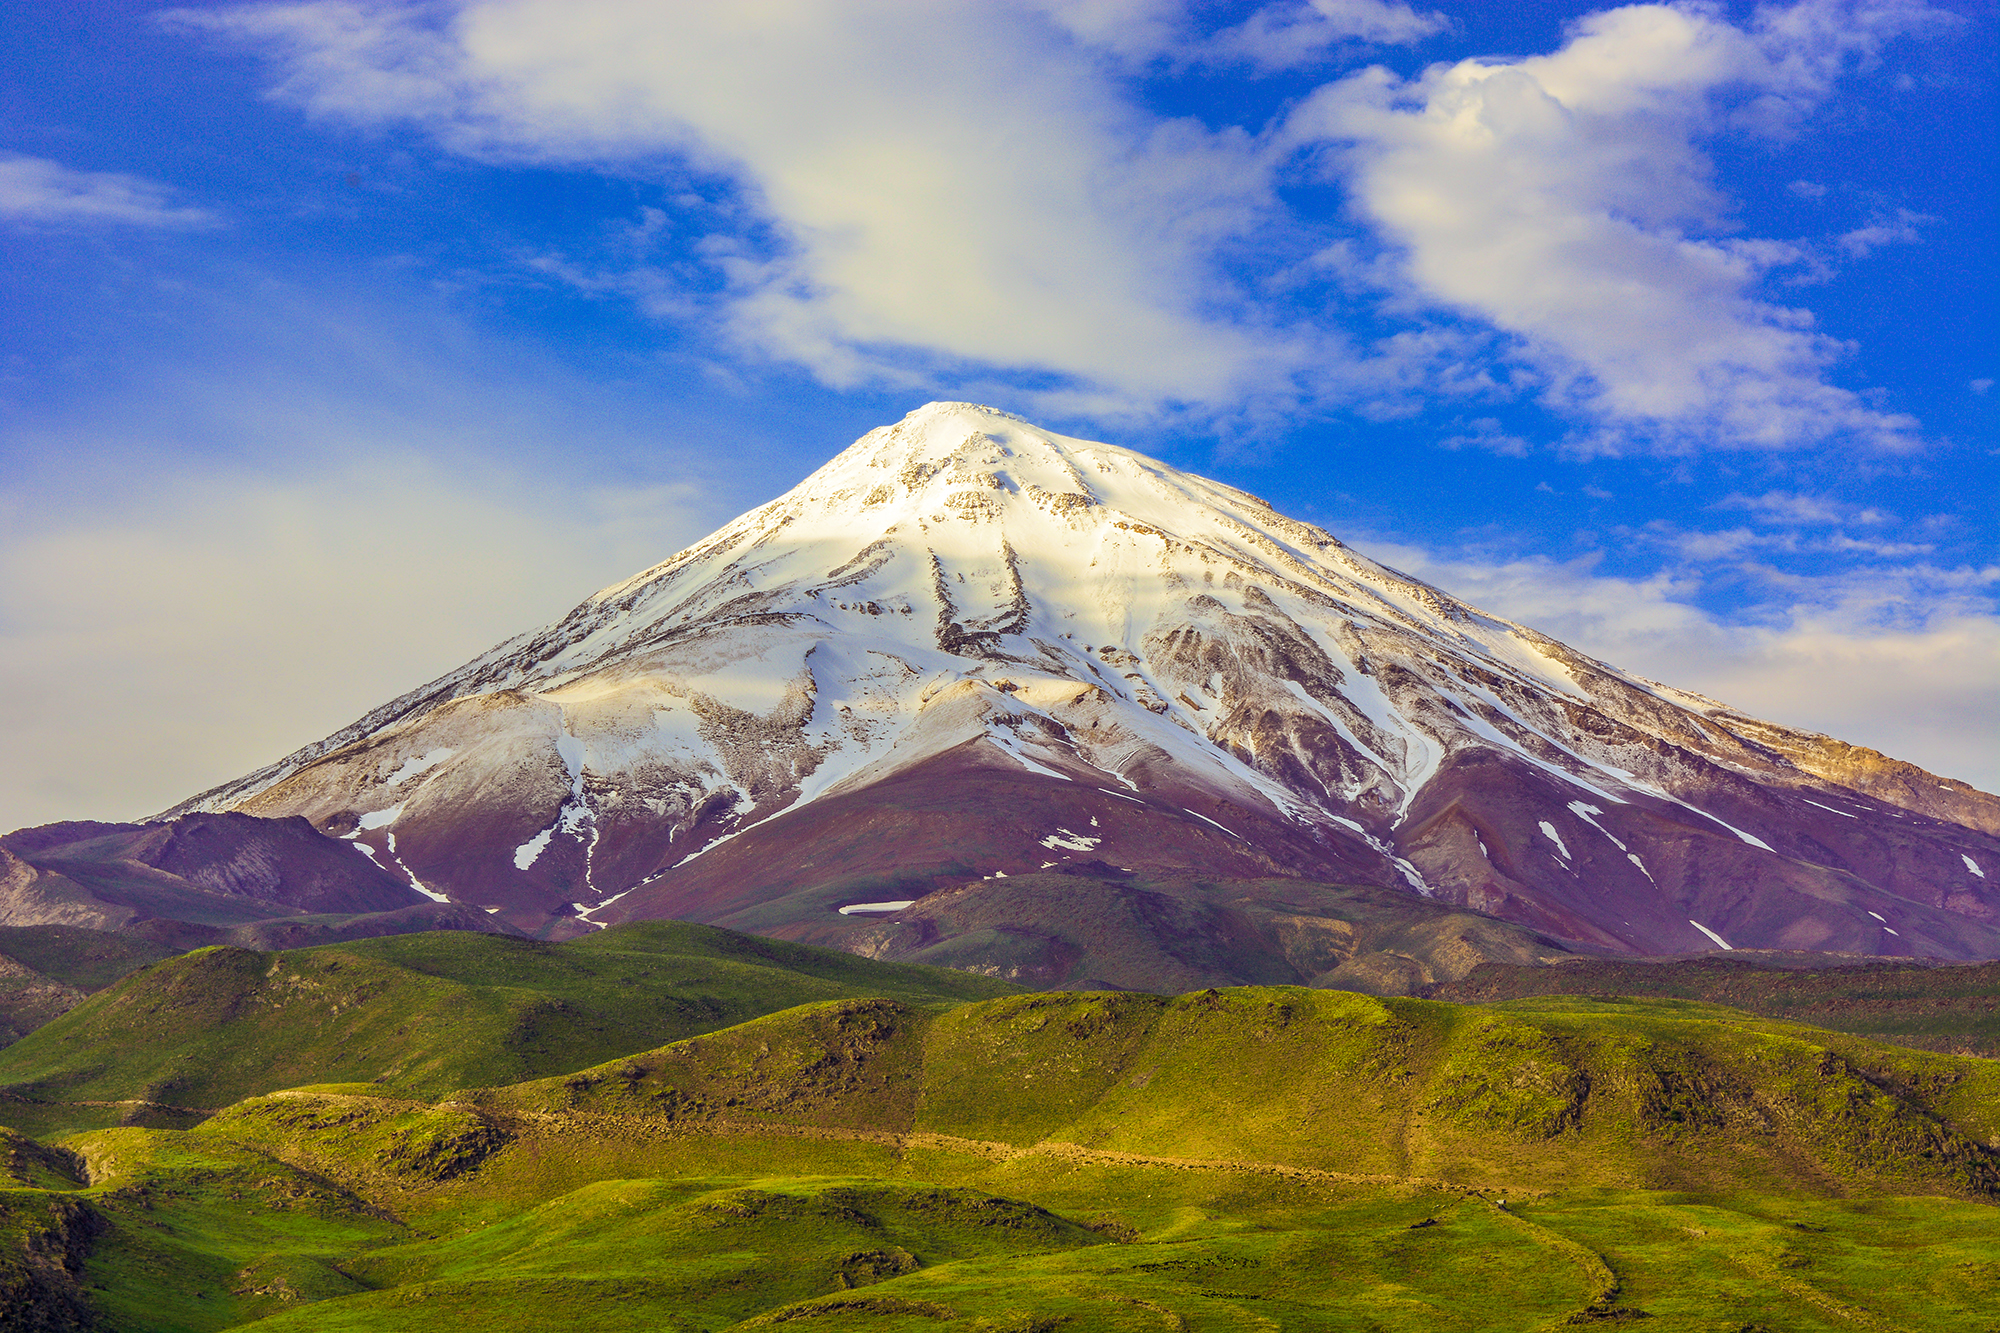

left=1688, top=919, right=1733, bottom=950
left=514, top=827, right=554, bottom=870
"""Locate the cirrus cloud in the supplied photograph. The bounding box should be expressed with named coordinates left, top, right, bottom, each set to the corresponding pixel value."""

left=0, top=153, right=214, bottom=228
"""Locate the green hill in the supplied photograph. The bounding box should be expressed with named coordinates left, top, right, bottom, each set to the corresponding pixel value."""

left=0, top=923, right=1018, bottom=1135
left=0, top=926, right=179, bottom=1049
left=0, top=930, right=1996, bottom=1331
left=464, top=987, right=2000, bottom=1201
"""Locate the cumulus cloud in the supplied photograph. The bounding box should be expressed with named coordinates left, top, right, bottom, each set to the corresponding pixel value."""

left=0, top=153, right=214, bottom=227
left=1364, top=538, right=1999, bottom=792
left=173, top=0, right=1286, bottom=407
left=1287, top=0, right=1941, bottom=451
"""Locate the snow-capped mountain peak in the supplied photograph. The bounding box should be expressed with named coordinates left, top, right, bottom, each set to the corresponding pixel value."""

left=169, top=403, right=2000, bottom=959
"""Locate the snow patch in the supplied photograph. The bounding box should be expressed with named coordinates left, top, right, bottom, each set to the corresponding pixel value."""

left=357, top=804, right=402, bottom=831
left=1186, top=810, right=1240, bottom=839
left=406, top=875, right=450, bottom=904
left=993, top=734, right=1073, bottom=781
left=1687, top=919, right=1733, bottom=950
left=839, top=900, right=917, bottom=915
left=1965, top=854, right=1986, bottom=878
left=386, top=748, right=455, bottom=786
left=1868, top=910, right=1886, bottom=922
left=1538, top=821, right=1570, bottom=859
left=1678, top=805, right=1774, bottom=851
left=1802, top=799, right=1856, bottom=818
left=1626, top=852, right=1655, bottom=882
left=350, top=841, right=382, bottom=865
left=578, top=884, right=638, bottom=922
left=1041, top=827, right=1101, bottom=851
left=1565, top=802, right=1627, bottom=851
left=514, top=828, right=554, bottom=871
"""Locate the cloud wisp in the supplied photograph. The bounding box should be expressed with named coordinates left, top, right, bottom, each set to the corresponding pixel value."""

left=0, top=153, right=215, bottom=228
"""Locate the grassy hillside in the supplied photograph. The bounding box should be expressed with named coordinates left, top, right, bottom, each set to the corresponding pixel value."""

left=0, top=922, right=1995, bottom=1332
left=471, top=987, right=2000, bottom=1201
left=0, top=923, right=1017, bottom=1135
left=1437, top=954, right=2000, bottom=1056
left=0, top=926, right=178, bottom=994
left=0, top=926, right=179, bottom=1049
left=0, top=985, right=1987, bottom=1331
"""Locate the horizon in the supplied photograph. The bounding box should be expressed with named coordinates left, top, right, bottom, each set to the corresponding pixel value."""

left=2, top=0, right=1994, bottom=829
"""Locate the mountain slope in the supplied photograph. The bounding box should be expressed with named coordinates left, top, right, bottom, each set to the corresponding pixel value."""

left=166, top=403, right=2000, bottom=963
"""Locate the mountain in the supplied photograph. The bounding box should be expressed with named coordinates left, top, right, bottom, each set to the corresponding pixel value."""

left=0, top=813, right=512, bottom=959
left=164, top=402, right=2000, bottom=966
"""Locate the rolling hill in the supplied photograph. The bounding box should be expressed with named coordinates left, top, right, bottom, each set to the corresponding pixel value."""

left=0, top=928, right=1994, bottom=1330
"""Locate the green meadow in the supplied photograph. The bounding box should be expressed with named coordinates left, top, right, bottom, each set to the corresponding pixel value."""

left=1, top=927, right=1996, bottom=1330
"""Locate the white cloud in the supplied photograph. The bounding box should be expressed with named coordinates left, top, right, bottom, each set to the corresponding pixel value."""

left=1029, top=0, right=1445, bottom=67
left=1363, top=538, right=1999, bottom=793
left=1715, top=490, right=1889, bottom=526
left=1286, top=0, right=1940, bottom=451
left=1206, top=0, right=1448, bottom=68
left=1439, top=417, right=1530, bottom=456
left=175, top=0, right=1287, bottom=408
left=0, top=153, right=213, bottom=227
left=1836, top=207, right=1927, bottom=258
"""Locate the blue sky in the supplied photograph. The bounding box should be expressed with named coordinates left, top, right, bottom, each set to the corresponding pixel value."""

left=1, top=0, right=1993, bottom=826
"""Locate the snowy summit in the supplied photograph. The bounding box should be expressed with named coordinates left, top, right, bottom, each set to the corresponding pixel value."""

left=169, top=404, right=2000, bottom=958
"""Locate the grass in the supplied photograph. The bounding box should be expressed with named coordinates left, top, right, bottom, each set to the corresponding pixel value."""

left=0, top=925, right=179, bottom=1052
left=0, top=923, right=1019, bottom=1132
left=0, top=927, right=1994, bottom=1331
